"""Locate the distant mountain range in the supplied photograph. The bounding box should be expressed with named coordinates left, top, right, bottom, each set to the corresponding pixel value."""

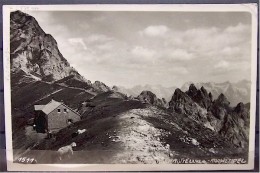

left=113, top=80, right=250, bottom=106
left=112, top=85, right=177, bottom=102
left=181, top=81, right=250, bottom=106
left=10, top=10, right=251, bottom=164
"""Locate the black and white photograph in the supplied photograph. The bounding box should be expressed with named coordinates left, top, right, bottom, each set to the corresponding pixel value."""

left=3, top=4, right=258, bottom=171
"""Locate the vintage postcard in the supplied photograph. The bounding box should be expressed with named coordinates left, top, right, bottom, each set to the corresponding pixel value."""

left=3, top=4, right=258, bottom=171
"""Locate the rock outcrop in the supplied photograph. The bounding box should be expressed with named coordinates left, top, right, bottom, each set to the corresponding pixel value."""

left=210, top=93, right=230, bottom=120
left=186, top=84, right=212, bottom=110
left=169, top=84, right=250, bottom=148
left=92, top=81, right=111, bottom=92
left=169, top=88, right=198, bottom=115
left=218, top=102, right=250, bottom=148
left=181, top=81, right=250, bottom=106
left=10, top=10, right=84, bottom=82
left=137, top=91, right=167, bottom=108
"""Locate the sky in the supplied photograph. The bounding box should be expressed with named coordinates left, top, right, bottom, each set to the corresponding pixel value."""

left=27, top=11, right=252, bottom=88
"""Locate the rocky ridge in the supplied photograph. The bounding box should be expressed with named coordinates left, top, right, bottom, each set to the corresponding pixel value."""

left=169, top=84, right=250, bottom=148
left=181, top=81, right=250, bottom=106
left=92, top=81, right=111, bottom=93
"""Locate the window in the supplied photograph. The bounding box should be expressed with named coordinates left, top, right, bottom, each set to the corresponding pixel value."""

left=57, top=109, right=61, bottom=113
left=67, top=119, right=73, bottom=124
left=64, top=108, right=67, bottom=113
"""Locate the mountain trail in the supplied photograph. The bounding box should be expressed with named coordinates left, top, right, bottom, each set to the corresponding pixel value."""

left=109, top=108, right=176, bottom=164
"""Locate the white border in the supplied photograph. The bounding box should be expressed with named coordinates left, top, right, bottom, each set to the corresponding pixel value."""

left=3, top=4, right=258, bottom=171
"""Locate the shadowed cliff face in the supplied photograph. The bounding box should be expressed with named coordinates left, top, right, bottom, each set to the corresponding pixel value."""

left=168, top=84, right=250, bottom=149
left=10, top=10, right=84, bottom=82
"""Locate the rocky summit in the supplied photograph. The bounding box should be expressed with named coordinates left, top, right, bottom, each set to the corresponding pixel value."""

left=186, top=85, right=213, bottom=110
left=10, top=10, right=84, bottom=82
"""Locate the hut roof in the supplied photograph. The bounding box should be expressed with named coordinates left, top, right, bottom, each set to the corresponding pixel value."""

left=34, top=99, right=81, bottom=116
left=34, top=99, right=62, bottom=114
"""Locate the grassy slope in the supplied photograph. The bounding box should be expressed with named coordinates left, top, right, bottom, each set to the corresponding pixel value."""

left=54, top=75, right=93, bottom=91
left=30, top=94, right=146, bottom=163
left=11, top=75, right=247, bottom=164
left=11, top=73, right=94, bottom=151
left=25, top=92, right=246, bottom=164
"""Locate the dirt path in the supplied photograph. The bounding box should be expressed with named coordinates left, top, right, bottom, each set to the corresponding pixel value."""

left=109, top=108, right=178, bottom=164
left=19, top=107, right=178, bottom=164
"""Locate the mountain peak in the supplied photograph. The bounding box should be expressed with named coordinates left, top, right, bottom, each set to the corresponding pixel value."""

left=172, top=88, right=185, bottom=100
left=10, top=10, right=84, bottom=82
left=139, top=90, right=156, bottom=96
left=215, top=93, right=230, bottom=107
left=169, top=88, right=199, bottom=115
left=11, top=10, right=33, bottom=21
left=200, top=86, right=208, bottom=96
left=170, top=88, right=195, bottom=104
left=234, top=102, right=245, bottom=112
left=186, top=84, right=198, bottom=98
left=189, top=83, right=197, bottom=90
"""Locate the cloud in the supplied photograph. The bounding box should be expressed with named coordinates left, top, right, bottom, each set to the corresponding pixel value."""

left=87, top=34, right=112, bottom=43
left=68, top=38, right=88, bottom=50
left=166, top=49, right=195, bottom=61
left=65, top=22, right=251, bottom=88
left=96, top=42, right=114, bottom=51
left=211, top=60, right=250, bottom=78
left=131, top=46, right=155, bottom=58
left=31, top=11, right=251, bottom=87
left=214, top=60, right=230, bottom=69
left=220, top=46, right=241, bottom=56
left=184, top=27, right=219, bottom=38
left=225, top=23, right=250, bottom=34
left=139, top=25, right=170, bottom=37
left=168, top=66, right=189, bottom=75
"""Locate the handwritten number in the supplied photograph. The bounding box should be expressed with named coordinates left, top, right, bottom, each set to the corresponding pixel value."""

left=17, top=157, right=36, bottom=164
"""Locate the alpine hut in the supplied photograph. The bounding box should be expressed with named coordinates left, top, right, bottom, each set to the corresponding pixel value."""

left=34, top=99, right=81, bottom=133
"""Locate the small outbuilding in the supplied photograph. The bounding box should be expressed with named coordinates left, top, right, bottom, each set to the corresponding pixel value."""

left=34, top=99, right=81, bottom=133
